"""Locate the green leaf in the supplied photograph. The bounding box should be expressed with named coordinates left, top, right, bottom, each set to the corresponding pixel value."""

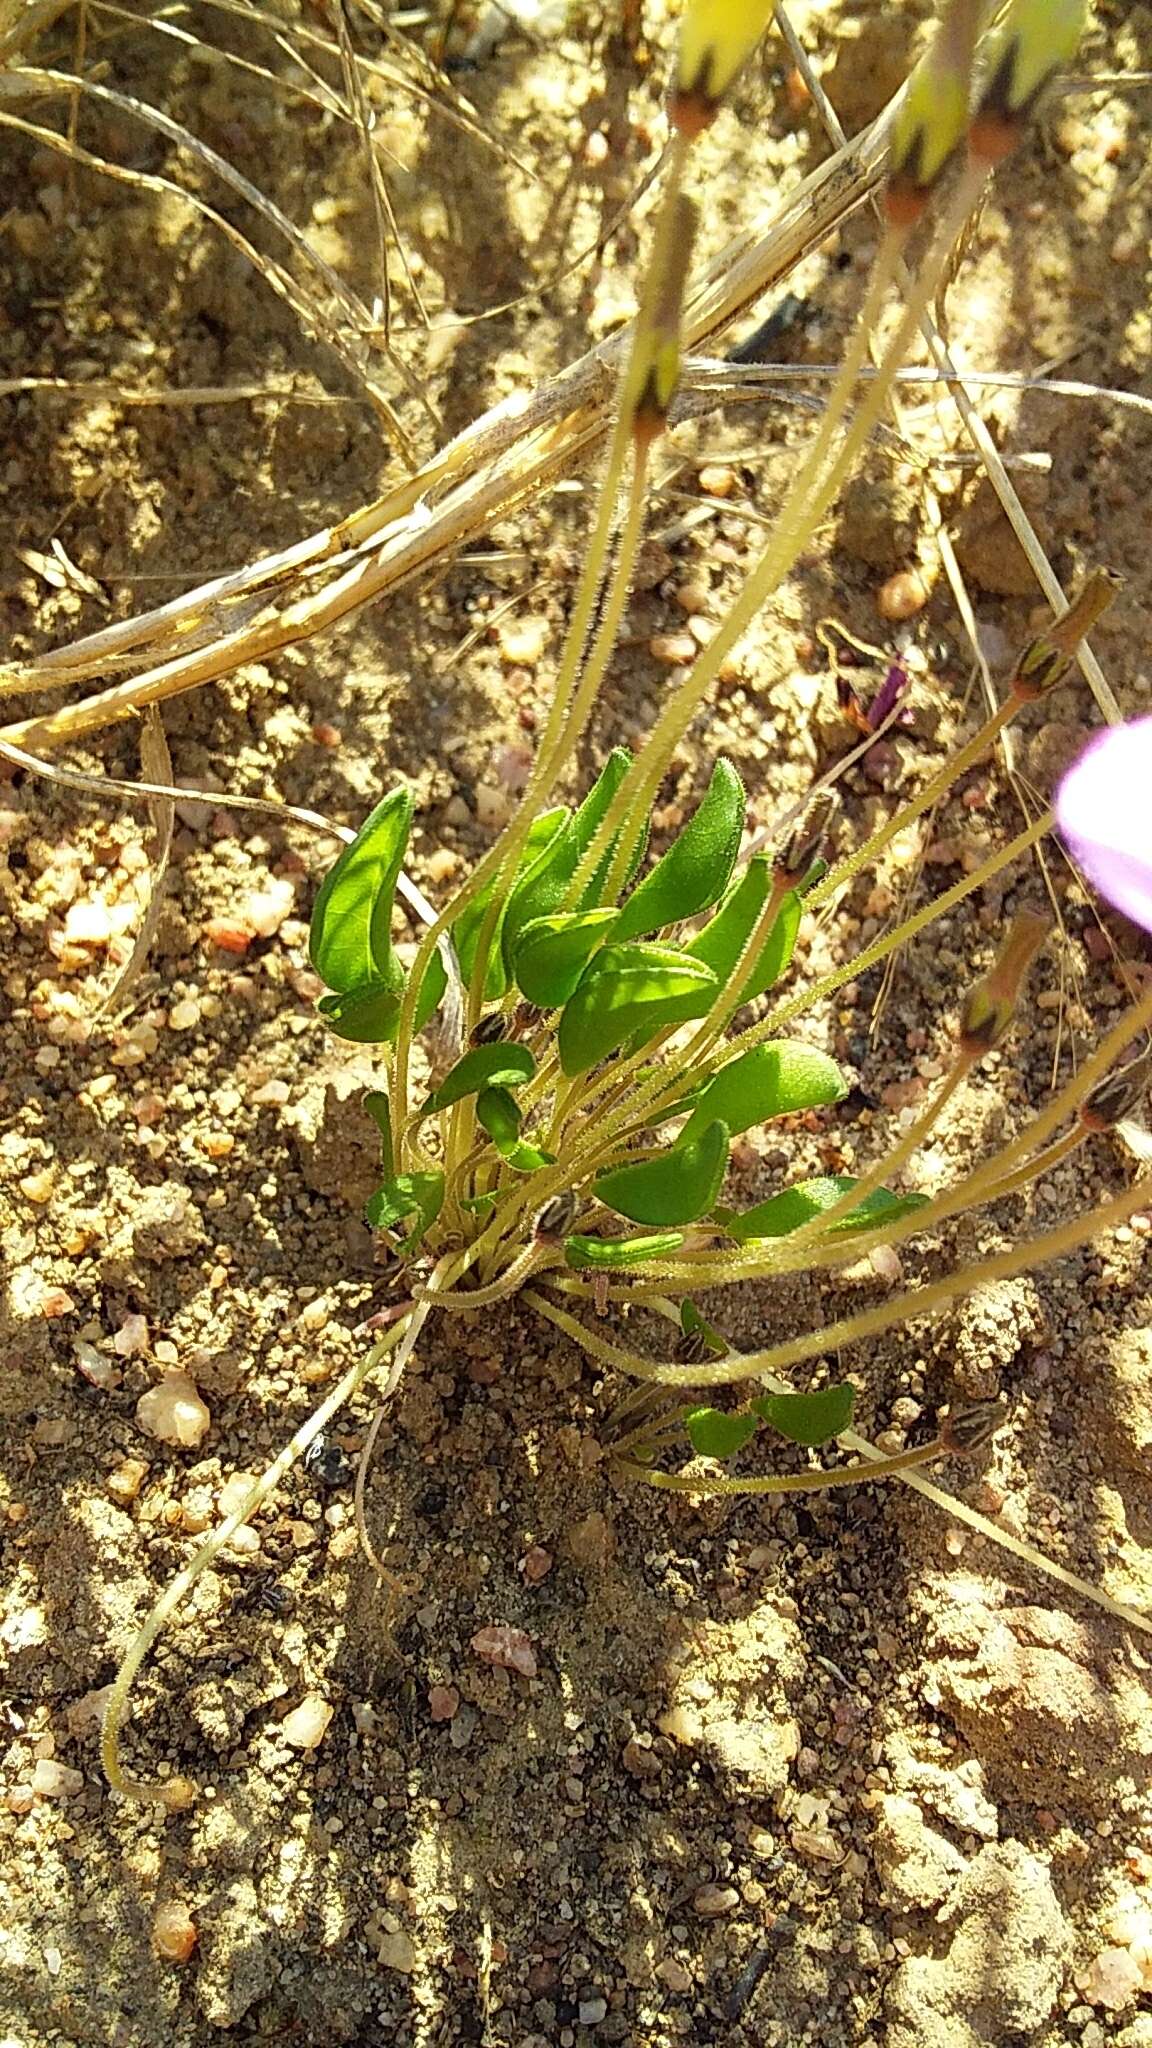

left=512, top=908, right=619, bottom=1008
left=558, top=943, right=718, bottom=1076
left=685, top=857, right=802, bottom=1005
left=718, top=1177, right=930, bottom=1244
left=476, top=1086, right=556, bottom=1173
left=362, top=1091, right=394, bottom=1180
left=680, top=1040, right=846, bottom=1143
left=309, top=788, right=412, bottom=995
left=365, top=1170, right=444, bottom=1250
left=594, top=1120, right=730, bottom=1226
left=317, top=979, right=403, bottom=1043
left=422, top=1041, right=535, bottom=1114
left=455, top=807, right=568, bottom=1003
left=679, top=1299, right=727, bottom=1357
left=502, top=750, right=644, bottom=971
left=751, top=1383, right=855, bottom=1447
left=612, top=759, right=745, bottom=944
left=413, top=948, right=448, bottom=1033
left=685, top=1407, right=760, bottom=1459
left=563, top=1230, right=685, bottom=1270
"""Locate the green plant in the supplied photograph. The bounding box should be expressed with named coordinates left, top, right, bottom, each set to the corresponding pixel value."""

left=103, top=0, right=1152, bottom=1803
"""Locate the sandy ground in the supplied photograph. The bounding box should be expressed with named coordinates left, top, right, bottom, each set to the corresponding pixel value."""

left=2, top=2, right=1152, bottom=2043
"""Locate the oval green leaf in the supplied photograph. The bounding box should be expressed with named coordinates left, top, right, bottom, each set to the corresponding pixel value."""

left=512, top=907, right=619, bottom=1008
left=558, top=943, right=718, bottom=1076
left=317, top=978, right=403, bottom=1044
left=454, top=806, right=568, bottom=1003
left=680, top=1040, right=846, bottom=1143
left=594, top=1119, right=730, bottom=1226
left=309, top=787, right=413, bottom=995
left=365, top=1170, right=444, bottom=1250
left=362, top=1091, right=394, bottom=1179
left=475, top=1086, right=555, bottom=1173
left=686, top=856, right=802, bottom=1005
left=422, top=1040, right=535, bottom=1114
left=563, top=1230, right=685, bottom=1270
left=750, top=1382, right=855, bottom=1447
left=502, top=750, right=645, bottom=971
left=612, top=758, right=745, bottom=944
left=684, top=1407, right=760, bottom=1460
left=718, top=1177, right=930, bottom=1244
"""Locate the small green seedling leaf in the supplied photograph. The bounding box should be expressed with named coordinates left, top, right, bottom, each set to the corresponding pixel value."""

left=362, top=1090, right=394, bottom=1179
left=718, top=1177, right=930, bottom=1244
left=309, top=787, right=413, bottom=995
left=422, top=1040, right=535, bottom=1114
left=558, top=943, right=718, bottom=1075
left=512, top=908, right=619, bottom=1008
left=365, top=1170, right=444, bottom=1250
left=594, top=1119, right=729, bottom=1226
left=751, top=1382, right=855, bottom=1447
left=680, top=1040, right=845, bottom=1143
left=612, top=758, right=745, bottom=943
left=476, top=1086, right=556, bottom=1173
left=503, top=750, right=646, bottom=970
left=685, top=1407, right=760, bottom=1459
left=317, top=978, right=403, bottom=1043
left=680, top=1299, right=727, bottom=1357
left=564, top=1230, right=685, bottom=1269
left=414, top=948, right=448, bottom=1032
left=686, top=857, right=801, bottom=1004
left=455, top=806, right=568, bottom=1002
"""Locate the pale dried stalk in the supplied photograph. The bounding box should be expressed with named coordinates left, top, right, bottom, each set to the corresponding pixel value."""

left=0, top=94, right=896, bottom=747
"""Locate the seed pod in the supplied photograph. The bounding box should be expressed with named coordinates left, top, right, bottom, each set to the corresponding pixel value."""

left=470, top=1010, right=509, bottom=1047
left=1080, top=1053, right=1152, bottom=1134
left=958, top=908, right=1050, bottom=1057
left=628, top=194, right=698, bottom=448
left=534, top=1189, right=581, bottom=1242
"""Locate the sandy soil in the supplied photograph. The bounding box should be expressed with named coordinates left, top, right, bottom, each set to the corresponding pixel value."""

left=2, top=3, right=1152, bottom=2044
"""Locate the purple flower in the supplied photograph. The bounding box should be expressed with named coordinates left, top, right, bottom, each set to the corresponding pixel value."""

left=1055, top=717, right=1152, bottom=934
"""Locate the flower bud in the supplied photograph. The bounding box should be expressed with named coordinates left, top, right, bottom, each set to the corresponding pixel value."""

left=939, top=1400, right=1005, bottom=1457
left=1008, top=568, right=1122, bottom=701
left=629, top=194, right=698, bottom=446
left=958, top=908, right=1050, bottom=1057
left=671, top=0, right=775, bottom=140
left=774, top=791, right=839, bottom=888
left=886, top=0, right=981, bottom=228
left=970, top=0, right=1089, bottom=167
left=534, top=1190, right=580, bottom=1242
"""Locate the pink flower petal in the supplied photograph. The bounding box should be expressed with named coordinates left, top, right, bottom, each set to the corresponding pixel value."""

left=1055, top=718, right=1152, bottom=935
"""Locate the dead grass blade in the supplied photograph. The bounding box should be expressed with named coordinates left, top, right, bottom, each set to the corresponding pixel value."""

left=1, top=92, right=897, bottom=747
left=95, top=707, right=174, bottom=1018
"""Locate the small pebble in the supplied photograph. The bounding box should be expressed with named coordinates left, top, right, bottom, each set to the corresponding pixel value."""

left=578, top=1996, right=608, bottom=2025
left=649, top=632, right=697, bottom=666
left=136, top=1373, right=211, bottom=1450
left=693, top=1884, right=739, bottom=1918
left=428, top=1685, right=460, bottom=1722
left=31, top=1758, right=83, bottom=1800
left=202, top=917, right=254, bottom=955
left=107, top=1456, right=150, bottom=1506
left=167, top=998, right=201, bottom=1033
left=280, top=1695, right=333, bottom=1750
left=522, top=1545, right=553, bottom=1583
left=470, top=1625, right=537, bottom=1677
left=699, top=464, right=736, bottom=497
left=496, top=616, right=548, bottom=666
left=657, top=1958, right=693, bottom=1993
left=153, top=1902, right=198, bottom=1963
left=876, top=568, right=929, bottom=621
